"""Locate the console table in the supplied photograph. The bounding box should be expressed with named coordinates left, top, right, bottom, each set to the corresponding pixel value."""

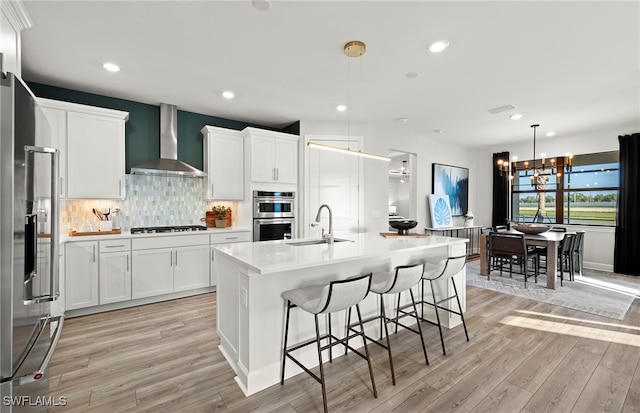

left=425, top=225, right=485, bottom=257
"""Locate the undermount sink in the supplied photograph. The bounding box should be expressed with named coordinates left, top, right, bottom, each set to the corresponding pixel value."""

left=287, top=238, right=350, bottom=246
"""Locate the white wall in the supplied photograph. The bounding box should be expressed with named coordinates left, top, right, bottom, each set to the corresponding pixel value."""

left=300, top=119, right=476, bottom=234
left=473, top=123, right=639, bottom=272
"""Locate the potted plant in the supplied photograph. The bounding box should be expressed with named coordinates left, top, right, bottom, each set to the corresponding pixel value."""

left=211, top=205, right=231, bottom=228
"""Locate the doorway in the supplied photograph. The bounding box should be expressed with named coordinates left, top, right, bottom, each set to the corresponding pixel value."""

left=388, top=150, right=417, bottom=226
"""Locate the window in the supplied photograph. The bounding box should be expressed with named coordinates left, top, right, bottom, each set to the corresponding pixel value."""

left=511, top=151, right=618, bottom=226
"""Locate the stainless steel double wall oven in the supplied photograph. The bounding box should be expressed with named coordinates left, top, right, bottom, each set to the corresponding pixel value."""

left=253, top=191, right=295, bottom=241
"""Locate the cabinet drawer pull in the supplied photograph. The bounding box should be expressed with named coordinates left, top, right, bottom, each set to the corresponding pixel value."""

left=225, top=236, right=239, bottom=240
left=105, top=244, right=126, bottom=248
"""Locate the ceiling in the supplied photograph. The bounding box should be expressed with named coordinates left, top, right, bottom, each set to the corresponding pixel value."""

left=20, top=1, right=640, bottom=148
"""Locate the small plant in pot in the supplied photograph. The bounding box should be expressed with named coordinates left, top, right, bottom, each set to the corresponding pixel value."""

left=212, top=205, right=231, bottom=228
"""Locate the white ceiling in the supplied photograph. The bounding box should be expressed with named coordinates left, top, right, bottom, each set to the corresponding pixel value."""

left=20, top=1, right=640, bottom=148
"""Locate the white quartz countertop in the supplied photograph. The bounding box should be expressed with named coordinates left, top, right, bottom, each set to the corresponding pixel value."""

left=60, top=227, right=251, bottom=243
left=214, top=232, right=468, bottom=275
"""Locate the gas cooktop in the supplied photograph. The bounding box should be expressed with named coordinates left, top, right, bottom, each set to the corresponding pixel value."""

left=130, top=225, right=207, bottom=235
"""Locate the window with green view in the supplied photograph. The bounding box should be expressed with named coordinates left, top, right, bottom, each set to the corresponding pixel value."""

left=511, top=151, right=618, bottom=226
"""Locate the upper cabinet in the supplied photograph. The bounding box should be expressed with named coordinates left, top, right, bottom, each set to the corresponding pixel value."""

left=201, top=126, right=244, bottom=200
left=243, top=128, right=298, bottom=184
left=38, top=98, right=129, bottom=199
left=1, top=0, right=32, bottom=77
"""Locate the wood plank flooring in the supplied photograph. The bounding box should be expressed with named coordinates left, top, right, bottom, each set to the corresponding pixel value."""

left=46, top=281, right=640, bottom=413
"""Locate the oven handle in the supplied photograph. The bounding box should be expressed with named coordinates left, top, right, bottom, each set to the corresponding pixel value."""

left=254, top=218, right=296, bottom=225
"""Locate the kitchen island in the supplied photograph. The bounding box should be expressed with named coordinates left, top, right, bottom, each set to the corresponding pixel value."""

left=213, top=232, right=468, bottom=396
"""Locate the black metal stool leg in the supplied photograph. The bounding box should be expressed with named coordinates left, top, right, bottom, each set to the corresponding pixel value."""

left=356, top=304, right=377, bottom=398
left=281, top=301, right=292, bottom=385
left=430, top=280, right=446, bottom=355
left=344, top=307, right=352, bottom=356
left=451, top=279, right=469, bottom=342
left=314, top=314, right=328, bottom=413
left=380, top=294, right=395, bottom=385
left=409, top=288, right=429, bottom=366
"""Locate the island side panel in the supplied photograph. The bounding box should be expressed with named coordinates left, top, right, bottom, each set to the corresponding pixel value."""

left=216, top=250, right=241, bottom=374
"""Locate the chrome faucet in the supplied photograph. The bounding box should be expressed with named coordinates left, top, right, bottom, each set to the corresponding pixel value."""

left=315, top=204, right=333, bottom=244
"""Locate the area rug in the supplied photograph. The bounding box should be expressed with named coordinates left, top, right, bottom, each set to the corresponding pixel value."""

left=465, top=260, right=640, bottom=320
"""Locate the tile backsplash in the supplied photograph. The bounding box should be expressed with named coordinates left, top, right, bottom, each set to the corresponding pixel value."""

left=62, top=174, right=236, bottom=231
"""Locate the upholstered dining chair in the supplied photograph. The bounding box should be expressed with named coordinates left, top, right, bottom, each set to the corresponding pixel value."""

left=488, top=232, right=539, bottom=286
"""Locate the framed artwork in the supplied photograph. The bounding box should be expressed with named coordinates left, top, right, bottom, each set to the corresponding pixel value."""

left=428, top=194, right=453, bottom=228
left=432, top=163, right=469, bottom=216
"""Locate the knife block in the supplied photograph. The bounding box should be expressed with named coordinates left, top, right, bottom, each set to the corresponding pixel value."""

left=206, top=210, right=232, bottom=228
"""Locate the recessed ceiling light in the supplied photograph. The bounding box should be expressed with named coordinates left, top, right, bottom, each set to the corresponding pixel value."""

left=336, top=105, right=347, bottom=112
left=396, top=117, right=409, bottom=123
left=102, top=62, right=120, bottom=72
left=405, top=72, right=419, bottom=79
left=510, top=114, right=523, bottom=120
left=433, top=129, right=444, bottom=134
left=546, top=131, right=556, bottom=137
left=222, top=91, right=235, bottom=99
left=428, top=41, right=449, bottom=53
left=252, top=0, right=271, bottom=11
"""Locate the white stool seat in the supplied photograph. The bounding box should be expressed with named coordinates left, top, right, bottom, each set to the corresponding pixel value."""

left=281, top=285, right=327, bottom=314
left=280, top=273, right=377, bottom=413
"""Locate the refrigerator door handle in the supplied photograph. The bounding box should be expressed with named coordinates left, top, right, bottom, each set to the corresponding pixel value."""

left=13, top=315, right=65, bottom=386
left=24, top=145, right=60, bottom=304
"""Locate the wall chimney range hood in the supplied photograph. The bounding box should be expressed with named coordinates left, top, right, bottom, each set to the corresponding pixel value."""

left=130, top=103, right=207, bottom=178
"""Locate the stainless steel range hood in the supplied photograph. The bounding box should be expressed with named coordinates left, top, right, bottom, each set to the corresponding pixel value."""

left=130, top=103, right=207, bottom=178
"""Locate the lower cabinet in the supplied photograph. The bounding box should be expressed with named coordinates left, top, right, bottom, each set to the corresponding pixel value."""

left=64, top=231, right=250, bottom=312
left=209, top=231, right=252, bottom=286
left=99, top=239, right=132, bottom=304
left=131, top=234, right=209, bottom=299
left=65, top=241, right=99, bottom=311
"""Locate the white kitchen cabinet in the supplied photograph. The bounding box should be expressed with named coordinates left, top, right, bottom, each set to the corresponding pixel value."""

left=201, top=126, right=244, bottom=200
left=173, top=244, right=210, bottom=292
left=65, top=241, right=99, bottom=310
left=244, top=128, right=298, bottom=184
left=0, top=0, right=30, bottom=77
left=38, top=98, right=129, bottom=199
left=131, top=248, right=174, bottom=299
left=35, top=106, right=66, bottom=198
left=209, top=231, right=252, bottom=286
left=131, top=234, right=209, bottom=299
left=99, top=239, right=131, bottom=304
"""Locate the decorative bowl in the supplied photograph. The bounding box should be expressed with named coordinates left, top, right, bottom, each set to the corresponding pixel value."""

left=511, top=223, right=551, bottom=234
left=389, top=220, right=418, bottom=234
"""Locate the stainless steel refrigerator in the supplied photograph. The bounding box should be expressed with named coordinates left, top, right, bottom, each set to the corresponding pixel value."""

left=0, top=71, right=64, bottom=412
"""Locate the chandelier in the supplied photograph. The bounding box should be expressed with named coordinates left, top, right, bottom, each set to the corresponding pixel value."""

left=498, top=124, right=573, bottom=189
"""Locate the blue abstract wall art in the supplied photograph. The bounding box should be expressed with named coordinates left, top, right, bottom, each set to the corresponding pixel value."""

left=432, top=163, right=469, bottom=216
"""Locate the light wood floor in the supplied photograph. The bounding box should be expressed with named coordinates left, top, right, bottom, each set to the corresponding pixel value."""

left=47, top=282, right=640, bottom=413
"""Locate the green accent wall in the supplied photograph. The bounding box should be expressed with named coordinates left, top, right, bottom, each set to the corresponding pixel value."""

left=27, top=82, right=300, bottom=172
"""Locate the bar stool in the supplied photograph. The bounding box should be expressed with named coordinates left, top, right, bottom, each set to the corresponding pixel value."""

left=346, top=262, right=428, bottom=385
left=419, top=255, right=469, bottom=355
left=280, top=273, right=377, bottom=413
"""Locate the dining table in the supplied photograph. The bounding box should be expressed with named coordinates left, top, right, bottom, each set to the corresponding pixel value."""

left=479, top=229, right=574, bottom=290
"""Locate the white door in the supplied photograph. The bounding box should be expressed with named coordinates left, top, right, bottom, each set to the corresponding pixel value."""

left=305, top=136, right=362, bottom=238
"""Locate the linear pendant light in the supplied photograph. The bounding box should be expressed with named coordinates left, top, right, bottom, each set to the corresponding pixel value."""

left=307, top=141, right=391, bottom=162
left=307, top=40, right=390, bottom=163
